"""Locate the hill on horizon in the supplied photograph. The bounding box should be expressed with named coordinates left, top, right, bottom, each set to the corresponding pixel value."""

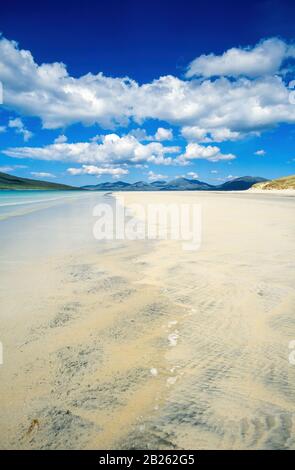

left=0, top=171, right=79, bottom=190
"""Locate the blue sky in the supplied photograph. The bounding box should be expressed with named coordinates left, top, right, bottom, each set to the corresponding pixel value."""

left=0, top=0, right=295, bottom=186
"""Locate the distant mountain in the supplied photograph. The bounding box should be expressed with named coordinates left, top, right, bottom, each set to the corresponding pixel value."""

left=82, top=180, right=132, bottom=191
left=81, top=176, right=267, bottom=192
left=216, top=176, right=268, bottom=191
left=127, top=181, right=153, bottom=190
left=251, top=174, right=295, bottom=190
left=0, top=171, right=79, bottom=190
left=162, top=177, right=214, bottom=190
left=81, top=177, right=215, bottom=191
left=150, top=180, right=167, bottom=188
left=0, top=171, right=268, bottom=192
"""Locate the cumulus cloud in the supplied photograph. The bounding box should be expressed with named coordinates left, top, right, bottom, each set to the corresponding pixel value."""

left=127, top=128, right=152, bottom=141
left=147, top=170, right=168, bottom=181
left=177, top=142, right=236, bottom=163
left=67, top=165, right=128, bottom=178
left=181, top=126, right=242, bottom=143
left=54, top=134, right=67, bottom=144
left=0, top=37, right=136, bottom=129
left=255, top=149, right=266, bottom=156
left=186, top=38, right=295, bottom=78
left=154, top=127, right=173, bottom=141
left=128, top=127, right=173, bottom=141
left=186, top=171, right=199, bottom=179
left=3, top=133, right=180, bottom=166
left=31, top=171, right=55, bottom=178
left=8, top=117, right=33, bottom=141
left=1, top=36, right=295, bottom=141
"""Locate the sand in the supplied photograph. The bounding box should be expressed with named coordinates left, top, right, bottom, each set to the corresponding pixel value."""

left=0, top=190, right=295, bottom=449
left=248, top=188, right=295, bottom=196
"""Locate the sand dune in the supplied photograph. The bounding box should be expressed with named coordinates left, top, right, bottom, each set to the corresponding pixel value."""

left=251, top=174, right=295, bottom=192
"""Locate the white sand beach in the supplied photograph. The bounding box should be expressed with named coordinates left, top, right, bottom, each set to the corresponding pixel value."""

left=0, top=190, right=295, bottom=449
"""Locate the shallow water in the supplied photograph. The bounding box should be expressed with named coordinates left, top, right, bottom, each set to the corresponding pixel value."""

left=0, top=191, right=113, bottom=262
left=0, top=190, right=87, bottom=220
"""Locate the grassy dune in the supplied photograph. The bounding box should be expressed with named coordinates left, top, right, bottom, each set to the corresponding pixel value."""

left=252, top=174, right=295, bottom=190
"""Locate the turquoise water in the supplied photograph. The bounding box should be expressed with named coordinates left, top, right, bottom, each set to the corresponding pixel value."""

left=0, top=190, right=87, bottom=221
left=0, top=190, right=114, bottom=263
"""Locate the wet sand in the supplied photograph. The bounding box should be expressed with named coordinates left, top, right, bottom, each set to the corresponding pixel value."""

left=0, top=190, right=295, bottom=449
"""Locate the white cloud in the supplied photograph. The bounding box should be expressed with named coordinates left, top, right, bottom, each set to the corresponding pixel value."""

left=134, top=163, right=148, bottom=169
left=67, top=165, right=128, bottom=178
left=0, top=125, right=6, bottom=133
left=128, top=127, right=173, bottom=142
left=210, top=128, right=243, bottom=142
left=210, top=170, right=218, bottom=174
left=186, top=38, right=295, bottom=78
left=0, top=36, right=295, bottom=142
left=127, top=128, right=152, bottom=141
left=147, top=170, right=167, bottom=181
left=226, top=174, right=239, bottom=180
left=186, top=171, right=199, bottom=179
left=255, top=149, right=266, bottom=156
left=8, top=117, right=33, bottom=141
left=181, top=126, right=208, bottom=142
left=54, top=134, right=67, bottom=144
left=0, top=164, right=27, bottom=172
left=31, top=171, right=55, bottom=178
left=4, top=133, right=179, bottom=167
left=154, top=127, right=173, bottom=141
left=183, top=143, right=220, bottom=159
left=177, top=142, right=236, bottom=163
left=181, top=126, right=242, bottom=143
left=0, top=165, right=14, bottom=172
